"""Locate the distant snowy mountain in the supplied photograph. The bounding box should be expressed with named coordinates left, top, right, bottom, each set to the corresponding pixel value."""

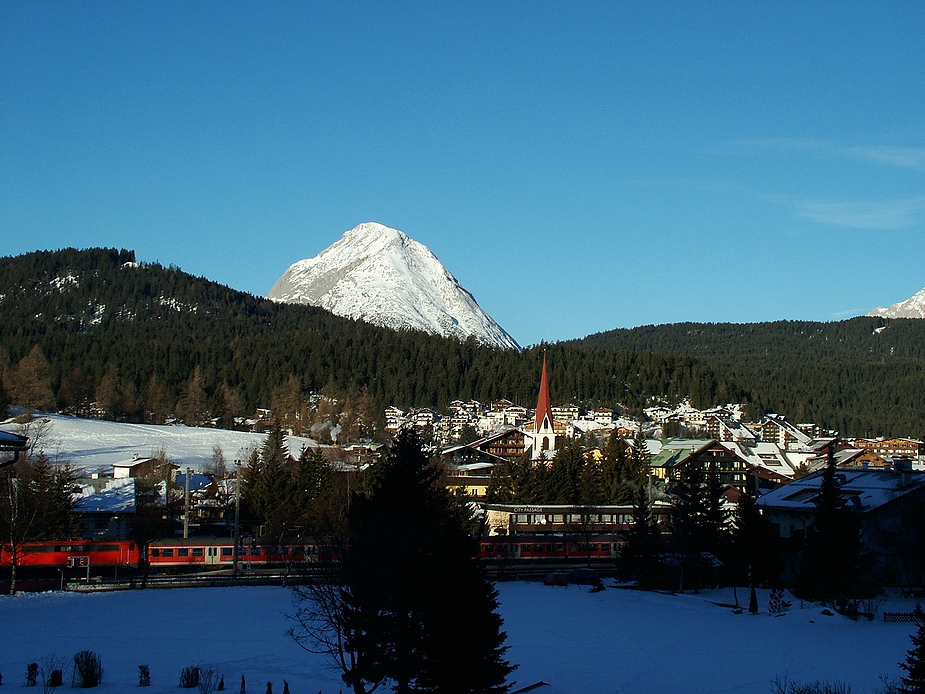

left=867, top=286, right=925, bottom=319
left=267, top=222, right=520, bottom=350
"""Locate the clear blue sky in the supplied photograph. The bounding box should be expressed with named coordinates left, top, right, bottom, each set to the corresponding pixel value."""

left=2, top=2, right=924, bottom=347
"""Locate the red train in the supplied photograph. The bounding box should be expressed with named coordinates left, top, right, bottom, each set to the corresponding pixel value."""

left=1, top=534, right=621, bottom=581
left=0, top=541, right=141, bottom=569
left=477, top=535, right=622, bottom=563
left=147, top=538, right=338, bottom=570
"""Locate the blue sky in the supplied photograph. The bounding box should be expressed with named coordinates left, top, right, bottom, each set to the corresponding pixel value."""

left=2, top=2, right=924, bottom=347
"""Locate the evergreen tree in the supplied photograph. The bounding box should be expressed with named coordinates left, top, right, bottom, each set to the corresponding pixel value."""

left=795, top=448, right=869, bottom=605
left=339, top=428, right=513, bottom=693
left=730, top=492, right=781, bottom=588
left=671, top=462, right=710, bottom=592
left=598, top=430, right=631, bottom=504
left=619, top=480, right=663, bottom=588
left=899, top=604, right=925, bottom=693
left=702, top=461, right=729, bottom=565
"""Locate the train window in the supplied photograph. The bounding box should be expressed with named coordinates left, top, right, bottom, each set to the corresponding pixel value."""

left=590, top=544, right=598, bottom=552
left=251, top=547, right=262, bottom=556
left=178, top=548, right=190, bottom=557
left=162, top=548, right=175, bottom=557
left=237, top=547, right=247, bottom=556
left=193, top=548, right=204, bottom=557
left=556, top=544, right=564, bottom=552
left=151, top=549, right=160, bottom=557
left=601, top=543, right=610, bottom=552
left=222, top=548, right=233, bottom=557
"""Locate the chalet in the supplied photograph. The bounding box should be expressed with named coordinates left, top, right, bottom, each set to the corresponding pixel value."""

left=445, top=462, right=495, bottom=501
left=552, top=405, right=580, bottom=422
left=705, top=414, right=758, bottom=446
left=717, top=441, right=810, bottom=490
left=649, top=439, right=751, bottom=490
left=851, top=438, right=924, bottom=463
left=757, top=414, right=813, bottom=450
left=757, top=461, right=925, bottom=586
left=441, top=428, right=526, bottom=467
left=112, top=456, right=178, bottom=480
left=75, top=477, right=136, bottom=540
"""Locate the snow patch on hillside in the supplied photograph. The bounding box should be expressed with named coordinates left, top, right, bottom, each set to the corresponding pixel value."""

left=0, top=413, right=315, bottom=473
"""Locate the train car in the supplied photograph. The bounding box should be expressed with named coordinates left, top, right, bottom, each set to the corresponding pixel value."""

left=0, top=540, right=140, bottom=569
left=477, top=534, right=623, bottom=563
left=147, top=537, right=339, bottom=571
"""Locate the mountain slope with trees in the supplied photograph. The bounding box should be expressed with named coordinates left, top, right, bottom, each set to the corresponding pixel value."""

left=567, top=319, right=925, bottom=436
left=0, top=249, right=740, bottom=435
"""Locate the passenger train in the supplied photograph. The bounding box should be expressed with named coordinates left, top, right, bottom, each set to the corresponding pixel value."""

left=1, top=533, right=622, bottom=585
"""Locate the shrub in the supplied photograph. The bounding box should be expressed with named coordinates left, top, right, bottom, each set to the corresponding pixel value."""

left=180, top=666, right=200, bottom=688
left=27, top=662, right=38, bottom=686
left=769, top=588, right=792, bottom=616
left=73, top=651, right=103, bottom=688
left=198, top=666, right=220, bottom=694
left=771, top=676, right=851, bottom=694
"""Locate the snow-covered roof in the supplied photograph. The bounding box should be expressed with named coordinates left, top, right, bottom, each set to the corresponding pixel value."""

left=756, top=467, right=925, bottom=513
left=649, top=439, right=714, bottom=468
left=718, top=441, right=810, bottom=477
left=76, top=477, right=136, bottom=514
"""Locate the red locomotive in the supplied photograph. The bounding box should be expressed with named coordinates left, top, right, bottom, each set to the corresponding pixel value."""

left=0, top=541, right=140, bottom=569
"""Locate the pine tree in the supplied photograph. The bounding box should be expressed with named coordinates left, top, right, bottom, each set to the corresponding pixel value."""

left=672, top=462, right=709, bottom=592
left=730, top=492, right=781, bottom=588
left=899, top=604, right=925, bottom=693
left=619, top=480, right=663, bottom=588
left=795, top=448, right=869, bottom=605
left=339, top=428, right=514, bottom=693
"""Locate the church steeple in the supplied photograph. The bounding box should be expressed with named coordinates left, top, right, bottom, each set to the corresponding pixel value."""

left=525, top=350, right=557, bottom=458
left=535, top=350, right=554, bottom=434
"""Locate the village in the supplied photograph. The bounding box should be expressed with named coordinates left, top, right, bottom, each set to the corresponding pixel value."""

left=4, top=354, right=923, bottom=595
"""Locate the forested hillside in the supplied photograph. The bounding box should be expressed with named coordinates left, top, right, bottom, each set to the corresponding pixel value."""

left=0, top=249, right=739, bottom=435
left=568, top=320, right=925, bottom=436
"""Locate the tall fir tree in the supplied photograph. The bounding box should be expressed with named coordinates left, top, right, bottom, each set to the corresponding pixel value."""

left=795, top=447, right=870, bottom=605
left=729, top=492, right=781, bottom=588
left=619, top=480, right=663, bottom=588
left=339, top=428, right=513, bottom=694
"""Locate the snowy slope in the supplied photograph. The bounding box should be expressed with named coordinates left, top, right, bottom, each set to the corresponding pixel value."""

left=0, top=413, right=316, bottom=473
left=267, top=223, right=520, bottom=350
left=0, top=584, right=916, bottom=694
left=868, top=286, right=925, bottom=318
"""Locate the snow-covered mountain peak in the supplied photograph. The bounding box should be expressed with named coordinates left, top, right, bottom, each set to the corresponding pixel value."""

left=267, top=223, right=520, bottom=350
left=867, top=286, right=925, bottom=319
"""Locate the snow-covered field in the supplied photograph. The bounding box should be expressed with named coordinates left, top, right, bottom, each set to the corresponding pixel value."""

left=0, top=413, right=316, bottom=473
left=0, top=415, right=919, bottom=692
left=0, top=583, right=917, bottom=694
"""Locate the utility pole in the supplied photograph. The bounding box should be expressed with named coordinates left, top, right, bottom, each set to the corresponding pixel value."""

left=183, top=466, right=191, bottom=539
left=233, top=459, right=241, bottom=579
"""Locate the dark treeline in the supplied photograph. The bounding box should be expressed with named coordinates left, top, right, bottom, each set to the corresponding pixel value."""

left=567, top=319, right=925, bottom=436
left=0, top=249, right=739, bottom=431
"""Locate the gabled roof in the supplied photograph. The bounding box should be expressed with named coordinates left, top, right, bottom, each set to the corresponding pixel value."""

left=649, top=439, right=716, bottom=468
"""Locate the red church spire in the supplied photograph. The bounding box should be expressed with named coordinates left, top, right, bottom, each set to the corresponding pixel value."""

left=535, top=351, right=554, bottom=433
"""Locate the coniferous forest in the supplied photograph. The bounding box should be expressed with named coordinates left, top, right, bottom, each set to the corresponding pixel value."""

left=1, top=247, right=924, bottom=437
left=567, top=319, right=925, bottom=436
